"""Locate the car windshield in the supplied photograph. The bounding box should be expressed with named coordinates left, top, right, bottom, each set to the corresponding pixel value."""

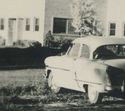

left=93, top=44, right=125, bottom=60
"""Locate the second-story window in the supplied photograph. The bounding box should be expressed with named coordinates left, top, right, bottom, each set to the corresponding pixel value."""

left=0, top=18, right=4, bottom=30
left=25, top=18, right=30, bottom=31
left=109, top=23, right=116, bottom=36
left=34, top=18, right=39, bottom=31
left=124, top=24, right=125, bottom=36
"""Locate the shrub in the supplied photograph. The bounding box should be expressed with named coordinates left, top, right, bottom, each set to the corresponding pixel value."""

left=0, top=36, right=5, bottom=46
left=52, top=38, right=72, bottom=52
left=44, top=31, right=54, bottom=47
left=44, top=33, right=72, bottom=52
left=13, top=40, right=42, bottom=48
left=59, top=39, right=72, bottom=52
left=44, top=31, right=72, bottom=51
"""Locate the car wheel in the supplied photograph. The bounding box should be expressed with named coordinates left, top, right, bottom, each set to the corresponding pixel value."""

left=88, top=85, right=103, bottom=104
left=48, top=72, right=60, bottom=93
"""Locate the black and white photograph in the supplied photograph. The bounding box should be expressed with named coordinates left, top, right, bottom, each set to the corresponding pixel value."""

left=0, top=0, right=125, bottom=111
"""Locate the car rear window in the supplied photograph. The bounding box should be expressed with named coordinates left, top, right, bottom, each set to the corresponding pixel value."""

left=93, top=44, right=125, bottom=59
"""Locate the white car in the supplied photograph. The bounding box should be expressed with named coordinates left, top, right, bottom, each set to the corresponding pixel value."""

left=45, top=36, right=125, bottom=104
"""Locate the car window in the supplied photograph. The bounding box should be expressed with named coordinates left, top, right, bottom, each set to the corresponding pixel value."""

left=67, top=43, right=80, bottom=57
left=80, top=44, right=90, bottom=58
left=93, top=44, right=125, bottom=59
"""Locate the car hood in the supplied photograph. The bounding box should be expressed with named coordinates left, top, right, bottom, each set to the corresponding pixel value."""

left=101, top=59, right=125, bottom=71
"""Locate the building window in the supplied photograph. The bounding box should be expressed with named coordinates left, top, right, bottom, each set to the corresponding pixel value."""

left=25, top=18, right=30, bottom=31
left=124, top=24, right=125, bottom=36
left=53, top=18, right=66, bottom=33
left=0, top=18, right=4, bottom=30
left=53, top=17, right=75, bottom=34
left=34, top=18, right=39, bottom=31
left=109, top=23, right=116, bottom=36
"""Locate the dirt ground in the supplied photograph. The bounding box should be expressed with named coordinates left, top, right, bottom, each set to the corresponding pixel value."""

left=0, top=69, right=125, bottom=111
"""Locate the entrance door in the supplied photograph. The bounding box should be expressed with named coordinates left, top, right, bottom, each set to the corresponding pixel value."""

left=8, top=19, right=16, bottom=45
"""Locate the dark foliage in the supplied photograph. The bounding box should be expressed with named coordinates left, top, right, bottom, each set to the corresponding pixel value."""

left=13, top=40, right=42, bottom=48
left=0, top=47, right=61, bottom=69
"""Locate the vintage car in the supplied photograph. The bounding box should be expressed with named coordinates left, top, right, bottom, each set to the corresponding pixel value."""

left=45, top=36, right=125, bottom=104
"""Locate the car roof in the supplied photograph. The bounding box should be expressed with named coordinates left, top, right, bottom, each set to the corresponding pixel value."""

left=73, top=36, right=125, bottom=51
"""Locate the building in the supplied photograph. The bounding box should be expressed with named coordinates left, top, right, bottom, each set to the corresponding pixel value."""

left=105, top=0, right=125, bottom=37
left=0, top=0, right=45, bottom=45
left=44, top=0, right=125, bottom=40
left=44, top=0, right=107, bottom=38
left=44, top=0, right=74, bottom=39
left=0, top=0, right=125, bottom=46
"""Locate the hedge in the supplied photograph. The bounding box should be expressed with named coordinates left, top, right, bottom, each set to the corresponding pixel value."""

left=0, top=47, right=61, bottom=69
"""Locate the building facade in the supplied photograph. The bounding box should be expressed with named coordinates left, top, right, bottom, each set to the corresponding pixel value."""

left=43, top=0, right=76, bottom=42
left=44, top=0, right=125, bottom=40
left=43, top=0, right=107, bottom=40
left=105, top=0, right=125, bottom=37
left=0, top=0, right=125, bottom=46
left=0, top=0, right=45, bottom=45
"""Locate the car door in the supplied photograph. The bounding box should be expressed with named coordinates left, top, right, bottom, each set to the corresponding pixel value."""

left=56, top=43, right=82, bottom=91
left=74, top=44, right=92, bottom=90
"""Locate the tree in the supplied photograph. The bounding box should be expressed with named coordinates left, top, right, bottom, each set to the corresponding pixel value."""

left=71, top=0, right=103, bottom=36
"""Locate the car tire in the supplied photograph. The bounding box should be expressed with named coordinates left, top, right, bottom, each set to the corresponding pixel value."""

left=88, top=85, right=103, bottom=104
left=48, top=72, right=60, bottom=93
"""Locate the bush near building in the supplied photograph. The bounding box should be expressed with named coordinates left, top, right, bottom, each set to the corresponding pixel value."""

left=44, top=33, right=72, bottom=53
left=0, top=47, right=61, bottom=69
left=13, top=40, right=42, bottom=48
left=0, top=37, right=72, bottom=69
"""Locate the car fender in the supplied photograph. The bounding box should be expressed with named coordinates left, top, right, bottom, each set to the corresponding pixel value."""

left=74, top=58, right=108, bottom=92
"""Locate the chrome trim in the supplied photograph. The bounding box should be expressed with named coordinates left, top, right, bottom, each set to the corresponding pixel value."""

left=47, top=66, right=70, bottom=71
left=75, top=79, right=103, bottom=85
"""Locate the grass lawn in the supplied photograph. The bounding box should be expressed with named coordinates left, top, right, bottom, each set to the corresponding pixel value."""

left=0, top=69, right=124, bottom=111
left=0, top=69, right=84, bottom=104
left=0, top=69, right=45, bottom=87
left=0, top=69, right=49, bottom=98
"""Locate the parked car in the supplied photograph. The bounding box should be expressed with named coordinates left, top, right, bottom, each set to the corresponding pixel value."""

left=45, top=36, right=125, bottom=104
